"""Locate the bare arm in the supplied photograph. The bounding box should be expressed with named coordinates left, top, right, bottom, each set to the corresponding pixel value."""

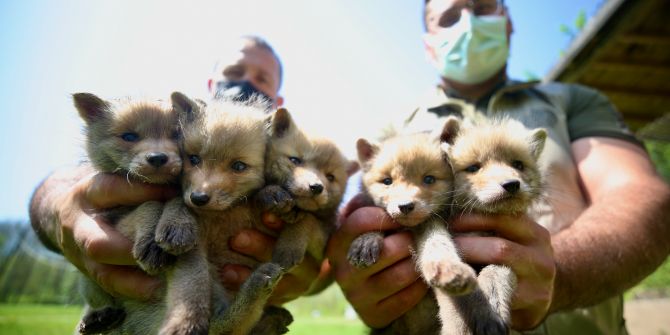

left=29, top=165, right=177, bottom=300
left=550, top=137, right=670, bottom=311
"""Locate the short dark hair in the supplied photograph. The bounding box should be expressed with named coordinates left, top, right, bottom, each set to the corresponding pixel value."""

left=240, top=35, right=284, bottom=90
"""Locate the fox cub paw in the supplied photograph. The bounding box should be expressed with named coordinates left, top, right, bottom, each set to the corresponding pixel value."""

left=249, top=263, right=284, bottom=295
left=471, top=313, right=509, bottom=335
left=272, top=247, right=305, bottom=271
left=155, top=216, right=198, bottom=255
left=134, top=236, right=177, bottom=275
left=424, top=261, right=476, bottom=296
left=79, top=306, right=126, bottom=335
left=347, top=232, right=384, bottom=268
left=256, top=185, right=295, bottom=214
left=252, top=306, right=294, bottom=335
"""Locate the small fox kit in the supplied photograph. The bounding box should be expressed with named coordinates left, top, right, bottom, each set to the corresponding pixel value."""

left=347, top=119, right=475, bottom=335
left=257, top=108, right=355, bottom=271
left=438, top=117, right=546, bottom=334
left=73, top=93, right=189, bottom=334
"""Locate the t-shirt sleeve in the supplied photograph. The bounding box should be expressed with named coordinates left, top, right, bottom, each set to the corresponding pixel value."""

left=565, top=84, right=642, bottom=145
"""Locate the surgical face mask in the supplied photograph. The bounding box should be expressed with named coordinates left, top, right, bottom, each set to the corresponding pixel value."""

left=425, top=12, right=509, bottom=84
left=214, top=80, right=274, bottom=104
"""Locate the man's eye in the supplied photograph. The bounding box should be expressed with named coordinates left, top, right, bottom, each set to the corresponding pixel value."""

left=381, top=178, right=393, bottom=185
left=231, top=161, right=247, bottom=172
left=189, top=155, right=201, bottom=166
left=289, top=157, right=302, bottom=165
left=120, top=132, right=139, bottom=142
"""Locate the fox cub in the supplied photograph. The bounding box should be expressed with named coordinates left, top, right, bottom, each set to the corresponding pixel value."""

left=347, top=119, right=471, bottom=335
left=437, top=117, right=546, bottom=334
left=72, top=93, right=195, bottom=334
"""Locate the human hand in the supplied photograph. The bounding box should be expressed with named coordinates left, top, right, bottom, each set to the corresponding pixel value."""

left=326, top=193, right=429, bottom=329
left=220, top=212, right=322, bottom=305
left=56, top=171, right=178, bottom=300
left=451, top=214, right=556, bottom=330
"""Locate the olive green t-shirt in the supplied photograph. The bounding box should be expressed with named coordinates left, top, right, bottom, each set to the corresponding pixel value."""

left=400, top=80, right=638, bottom=335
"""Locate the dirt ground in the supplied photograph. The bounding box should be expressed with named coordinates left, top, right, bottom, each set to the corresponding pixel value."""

left=624, top=298, right=670, bottom=334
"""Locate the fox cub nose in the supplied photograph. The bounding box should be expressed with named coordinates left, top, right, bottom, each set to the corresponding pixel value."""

left=398, top=203, right=415, bottom=214
left=502, top=180, right=521, bottom=194
left=310, top=184, right=324, bottom=195
left=190, top=192, right=210, bottom=206
left=146, top=152, right=169, bottom=167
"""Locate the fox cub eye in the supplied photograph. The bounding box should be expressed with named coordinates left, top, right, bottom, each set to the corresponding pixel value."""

left=423, top=175, right=436, bottom=184
left=326, top=174, right=335, bottom=182
left=289, top=156, right=302, bottom=165
left=189, top=155, right=201, bottom=166
left=464, top=164, right=481, bottom=173
left=381, top=178, right=393, bottom=185
left=120, top=132, right=139, bottom=142
left=512, top=160, right=525, bottom=171
left=231, top=161, right=248, bottom=172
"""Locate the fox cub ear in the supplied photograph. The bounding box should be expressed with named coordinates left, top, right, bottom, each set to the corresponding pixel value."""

left=269, top=107, right=295, bottom=138
left=529, top=128, right=547, bottom=160
left=356, top=138, right=379, bottom=170
left=439, top=116, right=461, bottom=145
left=73, top=93, right=110, bottom=125
left=346, top=160, right=360, bottom=177
left=171, top=91, right=203, bottom=123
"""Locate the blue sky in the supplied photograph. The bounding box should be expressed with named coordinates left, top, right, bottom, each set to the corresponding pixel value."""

left=0, top=0, right=603, bottom=220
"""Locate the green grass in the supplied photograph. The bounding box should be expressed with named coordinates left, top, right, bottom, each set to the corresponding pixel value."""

left=0, top=286, right=368, bottom=335
left=0, top=303, right=82, bottom=335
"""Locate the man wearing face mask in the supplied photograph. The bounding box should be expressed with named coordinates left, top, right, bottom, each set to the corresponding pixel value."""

left=327, top=0, right=670, bottom=334
left=29, top=35, right=321, bottom=308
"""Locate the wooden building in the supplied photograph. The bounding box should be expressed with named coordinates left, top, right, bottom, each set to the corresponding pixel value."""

left=544, top=0, right=670, bottom=141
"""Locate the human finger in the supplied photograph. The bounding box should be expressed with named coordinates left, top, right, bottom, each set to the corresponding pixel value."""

left=261, top=212, right=284, bottom=230
left=338, top=193, right=375, bottom=221
left=229, top=229, right=276, bottom=263
left=450, top=213, right=548, bottom=245
left=219, top=264, right=252, bottom=291
left=358, top=279, right=429, bottom=329
left=83, top=260, right=162, bottom=301
left=84, top=173, right=178, bottom=209
left=70, top=211, right=137, bottom=266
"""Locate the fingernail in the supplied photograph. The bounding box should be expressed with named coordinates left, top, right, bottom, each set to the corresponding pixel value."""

left=221, top=269, right=238, bottom=283
left=234, top=232, right=251, bottom=249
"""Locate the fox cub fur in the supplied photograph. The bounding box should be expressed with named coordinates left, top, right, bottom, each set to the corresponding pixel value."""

left=162, top=93, right=353, bottom=335
left=347, top=119, right=471, bottom=335
left=437, top=117, right=546, bottom=335
left=72, top=93, right=196, bottom=335
left=347, top=116, right=546, bottom=335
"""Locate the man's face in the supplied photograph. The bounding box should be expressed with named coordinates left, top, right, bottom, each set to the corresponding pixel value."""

left=209, top=41, right=283, bottom=105
left=424, top=0, right=511, bottom=36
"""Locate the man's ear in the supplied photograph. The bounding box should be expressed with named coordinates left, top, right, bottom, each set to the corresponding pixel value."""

left=274, top=95, right=284, bottom=108
left=73, top=92, right=111, bottom=125
left=422, top=34, right=439, bottom=67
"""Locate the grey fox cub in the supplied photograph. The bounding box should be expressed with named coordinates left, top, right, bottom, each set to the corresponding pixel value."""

left=73, top=93, right=195, bottom=334
left=169, top=94, right=354, bottom=335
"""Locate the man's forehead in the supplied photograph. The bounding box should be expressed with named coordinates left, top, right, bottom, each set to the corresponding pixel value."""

left=214, top=41, right=277, bottom=71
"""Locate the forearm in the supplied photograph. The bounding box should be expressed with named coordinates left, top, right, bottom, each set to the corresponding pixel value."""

left=29, top=164, right=93, bottom=253
left=550, top=177, right=670, bottom=312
